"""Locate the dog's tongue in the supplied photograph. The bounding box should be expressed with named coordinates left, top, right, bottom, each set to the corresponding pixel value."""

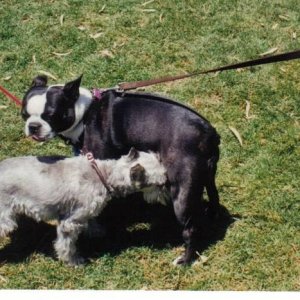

left=31, top=135, right=46, bottom=142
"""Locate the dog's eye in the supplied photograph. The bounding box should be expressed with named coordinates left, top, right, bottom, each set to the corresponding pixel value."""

left=21, top=109, right=30, bottom=120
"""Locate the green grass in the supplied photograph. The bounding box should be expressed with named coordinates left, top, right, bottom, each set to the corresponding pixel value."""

left=0, top=0, right=299, bottom=291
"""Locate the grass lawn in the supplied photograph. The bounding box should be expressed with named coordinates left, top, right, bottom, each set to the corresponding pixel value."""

left=0, top=0, right=299, bottom=291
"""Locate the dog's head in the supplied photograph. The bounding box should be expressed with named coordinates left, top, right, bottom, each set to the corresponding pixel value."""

left=112, top=148, right=167, bottom=193
left=22, top=75, right=92, bottom=143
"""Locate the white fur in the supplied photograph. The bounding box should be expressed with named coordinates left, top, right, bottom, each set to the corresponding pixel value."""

left=60, top=87, right=93, bottom=143
left=25, top=115, right=54, bottom=140
left=142, top=186, right=169, bottom=205
left=24, top=87, right=93, bottom=143
left=25, top=94, right=54, bottom=139
left=0, top=151, right=167, bottom=266
left=26, top=94, right=47, bottom=116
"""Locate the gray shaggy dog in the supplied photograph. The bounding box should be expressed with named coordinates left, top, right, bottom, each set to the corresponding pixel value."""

left=0, top=148, right=167, bottom=266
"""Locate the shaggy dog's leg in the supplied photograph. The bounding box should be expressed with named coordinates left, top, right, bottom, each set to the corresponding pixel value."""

left=54, top=219, right=87, bottom=266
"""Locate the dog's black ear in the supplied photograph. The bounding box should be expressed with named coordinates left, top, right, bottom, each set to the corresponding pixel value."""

left=127, top=147, right=140, bottom=161
left=31, top=75, right=48, bottom=88
left=130, top=164, right=146, bottom=184
left=63, top=75, right=83, bottom=101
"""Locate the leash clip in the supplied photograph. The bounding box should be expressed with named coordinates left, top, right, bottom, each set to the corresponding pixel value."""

left=115, top=83, right=125, bottom=93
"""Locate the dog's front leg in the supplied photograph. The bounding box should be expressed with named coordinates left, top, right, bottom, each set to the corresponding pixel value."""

left=54, top=219, right=87, bottom=266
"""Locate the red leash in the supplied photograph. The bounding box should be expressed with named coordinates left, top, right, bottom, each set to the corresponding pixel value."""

left=0, top=85, right=22, bottom=106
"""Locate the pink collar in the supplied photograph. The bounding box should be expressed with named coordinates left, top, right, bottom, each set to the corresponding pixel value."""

left=92, top=88, right=105, bottom=101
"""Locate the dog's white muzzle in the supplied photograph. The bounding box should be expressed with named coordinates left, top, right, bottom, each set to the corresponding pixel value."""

left=25, top=116, right=56, bottom=142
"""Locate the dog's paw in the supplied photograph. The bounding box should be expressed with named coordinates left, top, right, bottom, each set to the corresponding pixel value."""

left=172, top=251, right=199, bottom=267
left=172, top=255, right=187, bottom=266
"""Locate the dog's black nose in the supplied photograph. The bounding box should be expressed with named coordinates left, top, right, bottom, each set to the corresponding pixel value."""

left=28, top=122, right=41, bottom=134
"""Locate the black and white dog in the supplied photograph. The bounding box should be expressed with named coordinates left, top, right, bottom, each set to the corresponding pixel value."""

left=22, top=75, right=221, bottom=265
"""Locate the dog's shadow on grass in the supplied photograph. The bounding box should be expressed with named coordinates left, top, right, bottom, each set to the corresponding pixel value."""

left=0, top=194, right=235, bottom=264
left=0, top=216, right=56, bottom=264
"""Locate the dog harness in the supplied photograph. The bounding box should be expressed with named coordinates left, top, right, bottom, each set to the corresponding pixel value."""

left=81, top=147, right=113, bottom=194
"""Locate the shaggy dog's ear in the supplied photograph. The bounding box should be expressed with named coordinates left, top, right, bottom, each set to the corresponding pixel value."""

left=31, top=75, right=48, bottom=88
left=63, top=75, right=83, bottom=102
left=127, top=147, right=139, bottom=161
left=130, top=164, right=146, bottom=185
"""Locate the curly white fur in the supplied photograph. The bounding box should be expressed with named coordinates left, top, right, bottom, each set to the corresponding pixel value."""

left=0, top=149, right=167, bottom=266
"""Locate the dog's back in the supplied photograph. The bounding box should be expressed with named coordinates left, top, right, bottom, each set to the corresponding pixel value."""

left=0, top=155, right=68, bottom=194
left=85, top=90, right=220, bottom=157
